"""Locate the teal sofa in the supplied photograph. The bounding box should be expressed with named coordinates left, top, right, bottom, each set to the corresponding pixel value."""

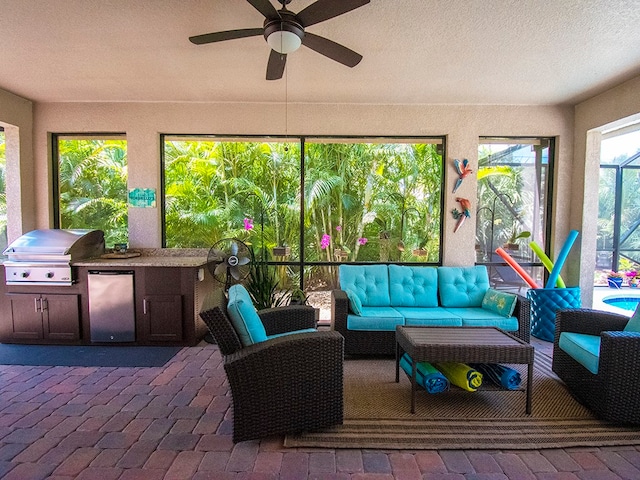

left=331, top=264, right=530, bottom=355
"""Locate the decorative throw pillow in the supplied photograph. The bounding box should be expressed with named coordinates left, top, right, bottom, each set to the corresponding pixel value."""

left=481, top=288, right=517, bottom=317
left=345, top=289, right=363, bottom=315
left=623, top=304, right=640, bottom=332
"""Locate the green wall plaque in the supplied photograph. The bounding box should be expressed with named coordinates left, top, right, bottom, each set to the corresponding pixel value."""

left=128, top=188, right=156, bottom=208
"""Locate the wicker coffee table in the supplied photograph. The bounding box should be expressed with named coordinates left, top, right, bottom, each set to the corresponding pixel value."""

left=395, top=326, right=534, bottom=414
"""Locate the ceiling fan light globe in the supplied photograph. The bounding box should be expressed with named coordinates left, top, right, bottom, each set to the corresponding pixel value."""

left=267, top=30, right=302, bottom=54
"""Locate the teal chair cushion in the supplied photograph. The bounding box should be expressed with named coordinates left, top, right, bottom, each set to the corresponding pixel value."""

left=623, top=304, right=640, bottom=332
left=559, top=332, right=601, bottom=374
left=388, top=265, right=438, bottom=307
left=481, top=288, right=517, bottom=317
left=268, top=328, right=317, bottom=340
left=339, top=264, right=390, bottom=307
left=438, top=266, right=490, bottom=308
left=226, top=284, right=267, bottom=346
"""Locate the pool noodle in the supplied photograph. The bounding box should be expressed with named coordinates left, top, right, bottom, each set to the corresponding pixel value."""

left=545, top=230, right=579, bottom=289
left=495, top=247, right=539, bottom=289
left=529, top=241, right=566, bottom=288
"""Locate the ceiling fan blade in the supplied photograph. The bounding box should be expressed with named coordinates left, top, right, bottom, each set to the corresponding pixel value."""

left=237, top=256, right=251, bottom=266
left=296, top=0, right=370, bottom=28
left=302, top=32, right=363, bottom=67
left=230, top=242, right=238, bottom=256
left=247, top=0, right=279, bottom=20
left=189, top=28, right=264, bottom=45
left=266, top=49, right=287, bottom=80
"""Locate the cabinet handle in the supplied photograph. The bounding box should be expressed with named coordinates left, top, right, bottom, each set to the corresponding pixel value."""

left=143, top=298, right=148, bottom=315
left=34, top=297, right=41, bottom=312
left=41, top=298, right=48, bottom=311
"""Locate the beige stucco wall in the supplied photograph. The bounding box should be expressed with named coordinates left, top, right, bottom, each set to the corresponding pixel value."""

left=31, top=102, right=574, bottom=267
left=0, top=88, right=34, bottom=241
left=573, top=75, right=640, bottom=306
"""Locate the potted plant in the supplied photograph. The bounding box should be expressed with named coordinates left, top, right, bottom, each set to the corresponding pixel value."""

left=503, top=229, right=531, bottom=251
left=272, top=245, right=290, bottom=257
left=607, top=271, right=625, bottom=289
left=626, top=270, right=639, bottom=288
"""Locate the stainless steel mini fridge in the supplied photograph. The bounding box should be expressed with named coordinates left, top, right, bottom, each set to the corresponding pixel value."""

left=88, top=270, right=135, bottom=342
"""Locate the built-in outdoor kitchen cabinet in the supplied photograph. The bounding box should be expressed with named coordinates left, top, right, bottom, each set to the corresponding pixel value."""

left=138, top=267, right=184, bottom=343
left=6, top=293, right=80, bottom=342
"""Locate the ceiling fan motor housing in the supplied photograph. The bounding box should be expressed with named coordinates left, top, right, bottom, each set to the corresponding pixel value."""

left=263, top=11, right=305, bottom=47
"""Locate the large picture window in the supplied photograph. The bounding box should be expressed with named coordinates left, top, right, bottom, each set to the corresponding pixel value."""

left=53, top=135, right=128, bottom=247
left=597, top=126, right=640, bottom=284
left=476, top=138, right=553, bottom=292
left=163, top=135, right=444, bottom=321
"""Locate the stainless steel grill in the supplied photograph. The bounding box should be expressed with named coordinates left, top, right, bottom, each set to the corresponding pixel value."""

left=3, top=229, right=105, bottom=286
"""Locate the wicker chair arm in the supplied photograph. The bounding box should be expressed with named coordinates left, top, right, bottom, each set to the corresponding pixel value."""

left=225, top=330, right=344, bottom=372
left=555, top=308, right=629, bottom=337
left=599, top=330, right=640, bottom=375
left=513, top=295, right=531, bottom=343
left=258, top=305, right=317, bottom=336
left=331, top=290, right=349, bottom=332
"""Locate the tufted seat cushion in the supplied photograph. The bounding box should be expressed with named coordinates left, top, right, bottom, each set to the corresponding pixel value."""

left=438, top=266, right=490, bottom=308
left=339, top=264, right=390, bottom=307
left=389, top=265, right=438, bottom=307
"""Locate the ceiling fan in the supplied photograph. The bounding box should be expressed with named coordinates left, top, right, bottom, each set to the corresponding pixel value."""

left=189, top=0, right=370, bottom=80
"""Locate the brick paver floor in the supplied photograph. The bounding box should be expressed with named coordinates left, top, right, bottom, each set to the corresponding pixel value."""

left=1, top=338, right=639, bottom=479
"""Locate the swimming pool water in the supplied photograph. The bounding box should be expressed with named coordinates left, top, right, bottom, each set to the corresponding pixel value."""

left=603, top=297, right=640, bottom=312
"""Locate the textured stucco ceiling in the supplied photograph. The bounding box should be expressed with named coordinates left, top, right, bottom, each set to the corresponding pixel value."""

left=1, top=0, right=640, bottom=105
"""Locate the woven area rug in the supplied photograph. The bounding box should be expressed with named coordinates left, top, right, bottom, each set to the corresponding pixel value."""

left=285, top=353, right=640, bottom=450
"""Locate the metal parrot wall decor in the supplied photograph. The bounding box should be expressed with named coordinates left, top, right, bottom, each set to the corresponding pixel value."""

left=452, top=197, right=471, bottom=233
left=453, top=158, right=472, bottom=193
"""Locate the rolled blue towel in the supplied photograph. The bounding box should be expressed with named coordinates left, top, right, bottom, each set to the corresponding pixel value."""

left=400, top=353, right=449, bottom=394
left=471, top=363, right=521, bottom=390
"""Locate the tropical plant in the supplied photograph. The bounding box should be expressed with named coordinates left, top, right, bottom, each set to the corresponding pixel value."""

left=245, top=248, right=289, bottom=310
left=57, top=138, right=128, bottom=246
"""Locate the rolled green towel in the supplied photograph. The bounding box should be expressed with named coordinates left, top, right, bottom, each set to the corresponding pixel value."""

left=399, top=353, right=449, bottom=394
left=434, top=362, right=483, bottom=391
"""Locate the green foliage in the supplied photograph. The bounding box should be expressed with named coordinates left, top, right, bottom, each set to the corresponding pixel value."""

left=163, top=137, right=443, bottom=288
left=57, top=138, right=128, bottom=246
left=245, top=248, right=289, bottom=310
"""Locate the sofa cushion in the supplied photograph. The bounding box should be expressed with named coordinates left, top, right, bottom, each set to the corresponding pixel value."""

left=443, top=307, right=519, bottom=331
left=389, top=265, right=438, bottom=307
left=226, top=284, right=267, bottom=346
left=346, top=307, right=404, bottom=331
left=482, top=288, right=517, bottom=317
left=438, top=266, right=490, bottom=308
left=345, top=289, right=363, bottom=315
left=394, top=307, right=463, bottom=327
left=559, top=332, right=601, bottom=374
left=339, top=264, right=390, bottom=307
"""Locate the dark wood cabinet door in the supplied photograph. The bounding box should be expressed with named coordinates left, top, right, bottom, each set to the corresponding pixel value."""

left=8, top=294, right=43, bottom=340
left=143, top=294, right=183, bottom=342
left=43, top=294, right=80, bottom=341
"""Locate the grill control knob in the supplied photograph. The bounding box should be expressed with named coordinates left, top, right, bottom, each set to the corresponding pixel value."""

left=45, top=272, right=54, bottom=279
left=21, top=271, right=29, bottom=278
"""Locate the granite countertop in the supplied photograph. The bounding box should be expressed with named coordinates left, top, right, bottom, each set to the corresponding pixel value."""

left=72, top=248, right=210, bottom=268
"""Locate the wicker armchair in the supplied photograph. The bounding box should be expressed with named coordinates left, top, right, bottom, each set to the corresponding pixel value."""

left=552, top=308, right=640, bottom=424
left=199, top=288, right=344, bottom=443
left=331, top=289, right=531, bottom=356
